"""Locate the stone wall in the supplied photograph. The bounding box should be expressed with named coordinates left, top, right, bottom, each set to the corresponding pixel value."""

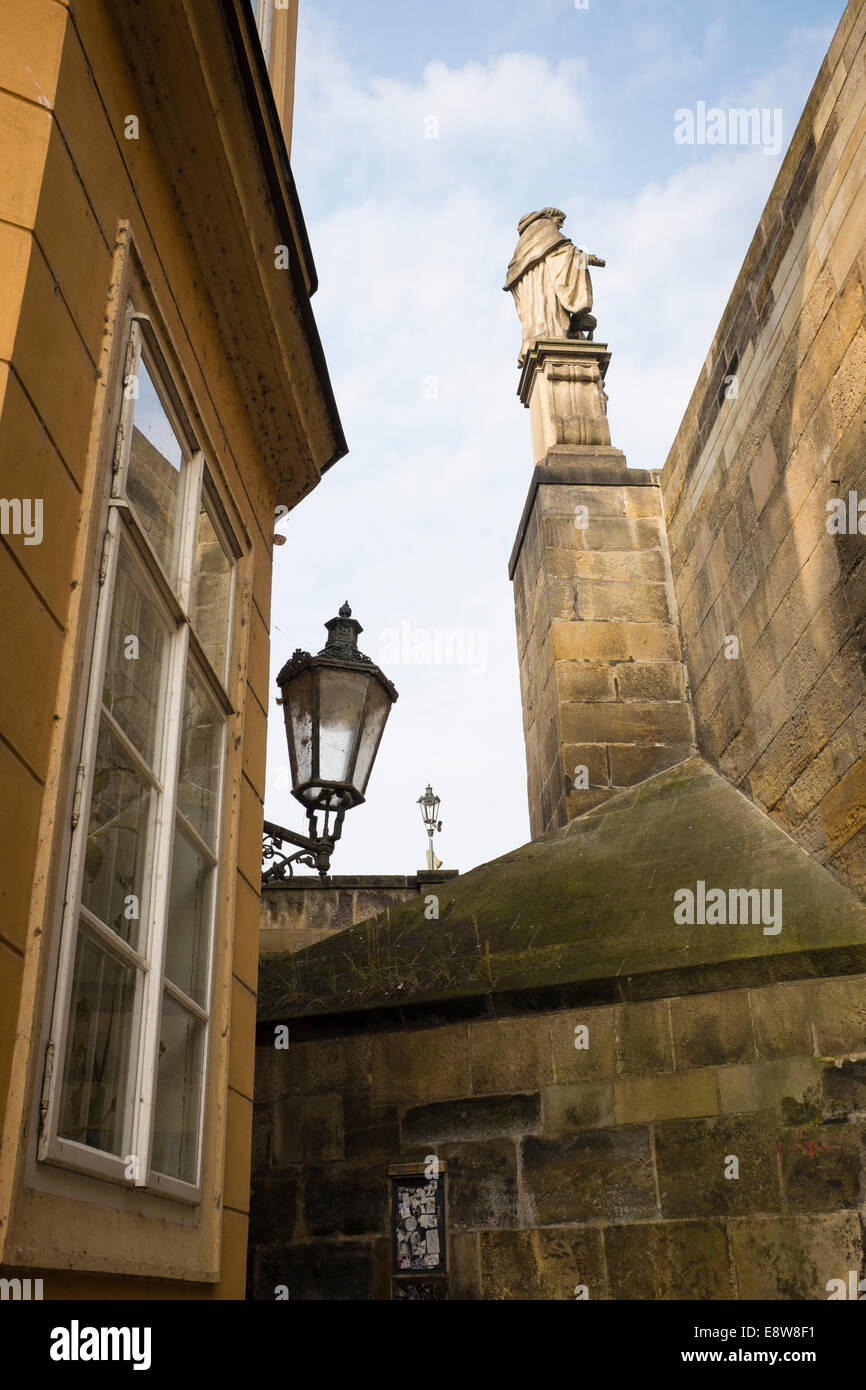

left=661, top=0, right=866, bottom=896
left=249, top=970, right=866, bottom=1299
left=261, top=871, right=458, bottom=955
left=511, top=452, right=695, bottom=837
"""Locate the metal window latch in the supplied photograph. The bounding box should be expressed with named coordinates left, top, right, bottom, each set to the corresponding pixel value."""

left=98, top=529, right=112, bottom=586
left=71, top=762, right=86, bottom=828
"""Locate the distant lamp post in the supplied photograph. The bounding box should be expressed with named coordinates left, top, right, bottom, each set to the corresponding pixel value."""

left=417, top=784, right=443, bottom=871
left=262, top=603, right=398, bottom=881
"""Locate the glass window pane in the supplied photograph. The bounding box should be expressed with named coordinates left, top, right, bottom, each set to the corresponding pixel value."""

left=317, top=668, right=367, bottom=783
left=125, top=357, right=185, bottom=582
left=81, top=719, right=155, bottom=950
left=151, top=994, right=205, bottom=1184
left=286, top=667, right=314, bottom=784
left=190, top=501, right=232, bottom=683
left=58, top=924, right=137, bottom=1156
left=102, top=539, right=172, bottom=770
left=353, top=679, right=391, bottom=793
left=164, top=824, right=213, bottom=1005
left=176, top=666, right=224, bottom=849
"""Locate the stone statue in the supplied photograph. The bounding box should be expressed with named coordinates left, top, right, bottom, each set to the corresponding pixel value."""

left=504, top=208, right=606, bottom=364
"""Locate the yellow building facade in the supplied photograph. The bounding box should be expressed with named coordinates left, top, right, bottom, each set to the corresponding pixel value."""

left=0, top=0, right=342, bottom=1297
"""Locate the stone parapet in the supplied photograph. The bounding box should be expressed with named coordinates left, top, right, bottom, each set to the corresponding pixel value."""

left=261, top=869, right=459, bottom=955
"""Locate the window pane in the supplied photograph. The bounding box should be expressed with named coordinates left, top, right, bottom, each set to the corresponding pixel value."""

left=102, top=539, right=172, bottom=770
left=317, top=668, right=367, bottom=782
left=81, top=719, right=154, bottom=950
left=58, top=924, right=137, bottom=1156
left=176, top=666, right=223, bottom=849
left=353, top=678, right=391, bottom=793
left=151, top=994, right=205, bottom=1184
left=126, top=357, right=185, bottom=583
left=190, top=501, right=232, bottom=683
left=165, top=824, right=213, bottom=1005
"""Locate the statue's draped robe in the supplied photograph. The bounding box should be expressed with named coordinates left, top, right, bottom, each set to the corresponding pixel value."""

left=504, top=217, right=593, bottom=364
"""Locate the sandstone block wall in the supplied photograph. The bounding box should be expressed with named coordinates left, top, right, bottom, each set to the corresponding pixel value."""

left=511, top=456, right=695, bottom=837
left=248, top=971, right=866, bottom=1299
left=261, top=872, right=458, bottom=955
left=661, top=0, right=866, bottom=895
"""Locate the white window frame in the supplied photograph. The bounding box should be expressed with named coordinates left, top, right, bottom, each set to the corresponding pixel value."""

left=38, top=312, right=240, bottom=1205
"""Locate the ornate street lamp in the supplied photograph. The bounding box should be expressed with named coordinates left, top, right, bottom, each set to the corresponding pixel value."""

left=417, top=784, right=443, bottom=871
left=262, top=603, right=398, bottom=881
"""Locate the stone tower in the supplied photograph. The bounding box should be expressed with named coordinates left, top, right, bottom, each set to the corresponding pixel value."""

left=505, top=214, right=695, bottom=836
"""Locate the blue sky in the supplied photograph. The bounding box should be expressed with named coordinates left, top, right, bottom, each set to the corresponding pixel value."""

left=265, top=0, right=846, bottom=876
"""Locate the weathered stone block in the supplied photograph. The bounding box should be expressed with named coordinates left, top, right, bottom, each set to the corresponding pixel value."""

left=554, top=661, right=617, bottom=703
left=605, top=1220, right=733, bottom=1300
left=587, top=515, right=663, bottom=551
left=551, top=1007, right=616, bottom=1082
left=271, top=1093, right=343, bottom=1165
left=563, top=787, right=612, bottom=817
left=626, top=622, right=682, bottom=662
left=655, top=1116, right=782, bottom=1217
left=469, top=1015, right=552, bottom=1094
left=370, top=1025, right=470, bottom=1105
left=822, top=1057, right=866, bottom=1118
left=615, top=1069, right=719, bottom=1124
left=749, top=982, right=814, bottom=1059
left=780, top=1121, right=864, bottom=1211
left=615, top=662, right=686, bottom=702
left=479, top=1227, right=606, bottom=1301
left=302, top=1162, right=389, bottom=1238
left=521, top=1128, right=656, bottom=1225
left=251, top=1102, right=272, bottom=1172
left=449, top=1231, right=482, bottom=1299
left=562, top=742, right=609, bottom=787
left=671, top=989, right=755, bottom=1068
left=542, top=1082, right=615, bottom=1133
left=608, top=741, right=693, bottom=786
left=578, top=580, right=671, bottom=624
left=560, top=700, right=694, bottom=745
left=729, top=1213, right=862, bottom=1300
left=440, top=1139, right=519, bottom=1230
left=551, top=618, right=630, bottom=662
left=249, top=1172, right=298, bottom=1249
left=821, top=758, right=866, bottom=854
left=615, top=998, right=673, bottom=1075
left=561, top=741, right=609, bottom=787
left=804, top=974, right=866, bottom=1054
left=344, top=1100, right=400, bottom=1160
left=254, top=1036, right=371, bottom=1103
left=253, top=1240, right=373, bottom=1301
left=717, top=1058, right=824, bottom=1119
left=402, top=1092, right=541, bottom=1144
left=569, top=548, right=666, bottom=583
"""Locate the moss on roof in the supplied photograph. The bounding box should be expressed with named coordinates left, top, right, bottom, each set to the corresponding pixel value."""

left=258, top=757, right=866, bottom=1024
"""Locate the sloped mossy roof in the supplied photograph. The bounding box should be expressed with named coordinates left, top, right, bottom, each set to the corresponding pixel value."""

left=258, top=757, right=866, bottom=1026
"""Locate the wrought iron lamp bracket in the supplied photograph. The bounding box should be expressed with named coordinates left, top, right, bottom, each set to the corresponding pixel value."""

left=262, top=809, right=345, bottom=884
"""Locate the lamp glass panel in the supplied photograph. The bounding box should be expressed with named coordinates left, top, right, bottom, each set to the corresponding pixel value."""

left=316, top=667, right=369, bottom=786
left=353, top=679, right=392, bottom=794
left=285, top=668, right=314, bottom=784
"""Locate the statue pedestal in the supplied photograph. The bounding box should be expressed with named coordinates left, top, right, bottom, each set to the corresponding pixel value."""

left=518, top=339, right=612, bottom=464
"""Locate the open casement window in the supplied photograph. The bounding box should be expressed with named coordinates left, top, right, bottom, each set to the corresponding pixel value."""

left=39, top=317, right=240, bottom=1203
